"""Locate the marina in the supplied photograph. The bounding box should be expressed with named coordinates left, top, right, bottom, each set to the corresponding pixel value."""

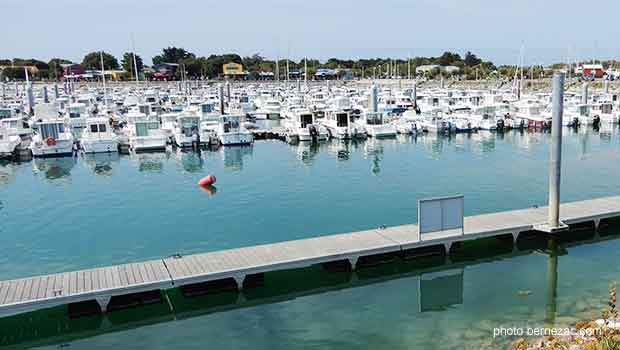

left=1, top=78, right=620, bottom=348
left=5, top=0, right=620, bottom=347
left=2, top=78, right=620, bottom=161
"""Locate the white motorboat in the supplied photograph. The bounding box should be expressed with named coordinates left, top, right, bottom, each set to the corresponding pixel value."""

left=322, top=110, right=366, bottom=139
left=124, top=114, right=167, bottom=152
left=173, top=114, right=201, bottom=148
left=30, top=119, right=74, bottom=157
left=80, top=117, right=119, bottom=153
left=216, top=115, right=253, bottom=146
left=356, top=112, right=396, bottom=137
left=285, top=109, right=329, bottom=142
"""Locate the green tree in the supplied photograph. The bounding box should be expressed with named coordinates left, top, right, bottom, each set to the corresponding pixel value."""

left=81, top=51, right=119, bottom=70
left=152, top=47, right=195, bottom=65
left=437, top=52, right=461, bottom=66
left=48, top=58, right=72, bottom=80
left=1, top=67, right=26, bottom=80
left=464, top=51, right=482, bottom=67
left=12, top=58, right=49, bottom=70
left=121, top=52, right=144, bottom=77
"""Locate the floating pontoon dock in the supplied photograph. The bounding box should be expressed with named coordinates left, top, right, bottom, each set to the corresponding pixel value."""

left=1, top=196, right=619, bottom=318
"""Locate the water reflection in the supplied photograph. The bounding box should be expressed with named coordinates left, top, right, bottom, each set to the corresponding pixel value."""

left=175, top=150, right=204, bottom=173
left=419, top=268, right=464, bottom=312
left=364, top=139, right=384, bottom=175
left=32, top=157, right=75, bottom=181
left=199, top=184, right=218, bottom=196
left=82, top=153, right=120, bottom=176
left=545, top=238, right=559, bottom=327
left=221, top=146, right=253, bottom=171
left=133, top=153, right=168, bottom=173
left=295, top=142, right=322, bottom=166
left=0, top=162, right=18, bottom=185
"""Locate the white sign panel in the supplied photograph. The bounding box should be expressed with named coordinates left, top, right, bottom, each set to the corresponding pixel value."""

left=418, top=195, right=464, bottom=235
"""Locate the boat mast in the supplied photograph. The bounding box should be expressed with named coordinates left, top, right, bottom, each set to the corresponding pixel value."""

left=304, top=56, right=308, bottom=90
left=131, top=36, right=139, bottom=88
left=100, top=51, right=108, bottom=108
left=408, top=53, right=411, bottom=81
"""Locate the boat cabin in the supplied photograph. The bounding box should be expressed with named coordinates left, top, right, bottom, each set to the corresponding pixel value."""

left=134, top=120, right=161, bottom=137
left=67, top=103, right=87, bottom=119
left=220, top=115, right=242, bottom=133
left=201, top=103, right=215, bottom=114
left=0, top=108, right=14, bottom=120
left=328, top=111, right=351, bottom=127
left=36, top=120, right=66, bottom=140
left=87, top=118, right=109, bottom=135
left=365, top=112, right=385, bottom=125
left=178, top=116, right=200, bottom=136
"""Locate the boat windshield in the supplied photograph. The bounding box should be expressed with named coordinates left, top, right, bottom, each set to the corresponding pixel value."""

left=39, top=123, right=64, bottom=139
left=366, top=113, right=383, bottom=125
left=336, top=113, right=349, bottom=127
left=300, top=114, right=313, bottom=127
left=0, top=109, right=11, bottom=119
left=90, top=123, right=107, bottom=133
left=136, top=122, right=159, bottom=137
left=201, top=104, right=213, bottom=113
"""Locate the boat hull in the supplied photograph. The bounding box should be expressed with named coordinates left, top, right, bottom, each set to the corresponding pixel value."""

left=81, top=139, right=119, bottom=154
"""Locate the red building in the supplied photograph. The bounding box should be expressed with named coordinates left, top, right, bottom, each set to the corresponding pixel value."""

left=61, top=63, right=85, bottom=79
left=581, top=64, right=605, bottom=78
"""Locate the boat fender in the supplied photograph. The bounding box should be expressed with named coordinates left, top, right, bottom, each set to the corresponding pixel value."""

left=198, top=174, right=216, bottom=186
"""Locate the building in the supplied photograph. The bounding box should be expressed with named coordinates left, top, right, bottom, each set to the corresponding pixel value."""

left=416, top=65, right=460, bottom=75
left=152, top=63, right=179, bottom=80
left=314, top=68, right=338, bottom=80
left=222, top=62, right=247, bottom=79
left=61, top=63, right=84, bottom=77
left=416, top=65, right=440, bottom=74
left=442, top=66, right=461, bottom=74
left=580, top=64, right=605, bottom=78
left=257, top=71, right=275, bottom=80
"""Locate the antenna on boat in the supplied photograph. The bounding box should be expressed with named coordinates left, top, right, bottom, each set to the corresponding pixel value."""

left=100, top=51, right=108, bottom=108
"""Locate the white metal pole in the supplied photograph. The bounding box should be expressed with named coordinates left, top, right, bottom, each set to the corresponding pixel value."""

left=548, top=72, right=565, bottom=228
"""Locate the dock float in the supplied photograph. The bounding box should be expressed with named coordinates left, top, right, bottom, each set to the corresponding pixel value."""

left=1, top=196, right=619, bottom=318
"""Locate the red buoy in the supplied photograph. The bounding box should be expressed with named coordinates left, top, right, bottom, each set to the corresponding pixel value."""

left=198, top=174, right=216, bottom=187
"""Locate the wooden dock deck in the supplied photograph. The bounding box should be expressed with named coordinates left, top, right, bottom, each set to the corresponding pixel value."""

left=1, top=195, right=619, bottom=318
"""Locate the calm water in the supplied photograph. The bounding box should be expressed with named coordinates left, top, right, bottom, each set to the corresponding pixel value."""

left=1, top=127, right=620, bottom=349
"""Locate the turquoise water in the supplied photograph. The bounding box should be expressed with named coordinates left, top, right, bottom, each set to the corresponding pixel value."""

left=1, top=127, right=620, bottom=349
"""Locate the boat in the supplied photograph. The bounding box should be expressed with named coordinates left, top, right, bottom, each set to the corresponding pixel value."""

left=394, top=110, right=420, bottom=134
left=216, top=115, right=254, bottom=146
left=30, top=119, right=74, bottom=157
left=322, top=110, right=366, bottom=139
left=124, top=114, right=168, bottom=152
left=80, top=117, right=119, bottom=153
left=419, top=114, right=450, bottom=134
left=0, top=118, right=32, bottom=158
left=65, top=102, right=88, bottom=135
left=285, top=109, right=329, bottom=142
left=253, top=98, right=282, bottom=120
left=512, top=101, right=549, bottom=128
left=173, top=114, right=201, bottom=148
left=356, top=112, right=397, bottom=137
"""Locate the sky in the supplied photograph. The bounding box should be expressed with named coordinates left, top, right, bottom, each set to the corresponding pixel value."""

left=2, top=0, right=620, bottom=66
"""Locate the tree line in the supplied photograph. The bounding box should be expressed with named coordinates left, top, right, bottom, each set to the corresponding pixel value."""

left=0, top=48, right=587, bottom=81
